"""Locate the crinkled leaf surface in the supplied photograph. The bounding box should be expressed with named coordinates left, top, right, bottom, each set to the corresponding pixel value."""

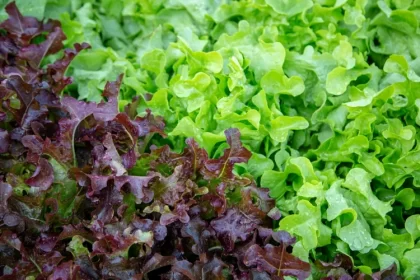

left=6, top=0, right=420, bottom=278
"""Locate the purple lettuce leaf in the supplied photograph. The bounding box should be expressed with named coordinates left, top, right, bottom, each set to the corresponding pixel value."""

left=25, top=157, right=54, bottom=190
left=19, top=26, right=66, bottom=68
left=211, top=208, right=260, bottom=253
left=204, top=128, right=252, bottom=179
left=47, top=42, right=91, bottom=93
left=243, top=242, right=311, bottom=280
left=0, top=2, right=42, bottom=45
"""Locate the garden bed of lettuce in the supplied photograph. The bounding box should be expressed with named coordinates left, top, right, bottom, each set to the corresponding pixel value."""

left=1, top=0, right=420, bottom=279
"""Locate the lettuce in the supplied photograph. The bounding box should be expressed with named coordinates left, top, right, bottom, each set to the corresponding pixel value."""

left=0, top=4, right=313, bottom=278
left=4, top=0, right=420, bottom=278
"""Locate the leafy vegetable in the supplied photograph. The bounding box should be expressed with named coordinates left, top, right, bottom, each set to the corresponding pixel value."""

left=0, top=4, right=313, bottom=279
left=4, top=0, right=420, bottom=278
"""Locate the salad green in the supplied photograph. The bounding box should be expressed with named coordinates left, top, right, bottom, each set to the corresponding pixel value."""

left=3, top=0, right=420, bottom=278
